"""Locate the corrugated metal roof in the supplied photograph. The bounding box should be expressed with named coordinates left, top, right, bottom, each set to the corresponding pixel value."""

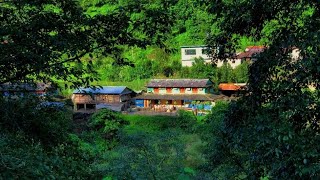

left=73, top=86, right=131, bottom=95
left=147, top=79, right=212, bottom=88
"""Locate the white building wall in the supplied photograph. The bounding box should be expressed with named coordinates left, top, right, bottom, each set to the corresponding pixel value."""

left=159, top=88, right=166, bottom=94
left=181, top=46, right=241, bottom=68
left=198, top=88, right=206, bottom=94
left=216, top=59, right=224, bottom=67
left=181, top=46, right=210, bottom=67
left=216, top=59, right=241, bottom=69
left=229, top=59, right=242, bottom=69
left=185, top=88, right=192, bottom=94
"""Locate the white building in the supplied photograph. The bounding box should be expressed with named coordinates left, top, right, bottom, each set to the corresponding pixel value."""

left=181, top=45, right=242, bottom=69
left=181, top=45, right=211, bottom=67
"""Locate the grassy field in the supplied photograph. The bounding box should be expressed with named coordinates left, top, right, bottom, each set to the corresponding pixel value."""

left=123, top=114, right=180, bottom=133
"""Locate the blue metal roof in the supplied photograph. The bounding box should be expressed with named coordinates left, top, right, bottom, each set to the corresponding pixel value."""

left=73, top=86, right=130, bottom=94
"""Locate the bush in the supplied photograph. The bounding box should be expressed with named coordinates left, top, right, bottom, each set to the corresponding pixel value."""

left=176, top=110, right=197, bottom=131
left=89, top=109, right=128, bottom=139
left=0, top=97, right=95, bottom=179
left=0, top=96, right=72, bottom=147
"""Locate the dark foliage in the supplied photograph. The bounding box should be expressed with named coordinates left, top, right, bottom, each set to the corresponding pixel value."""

left=206, top=0, right=320, bottom=178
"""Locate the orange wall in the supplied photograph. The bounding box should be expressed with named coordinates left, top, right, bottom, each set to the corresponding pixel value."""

left=192, top=88, right=198, bottom=93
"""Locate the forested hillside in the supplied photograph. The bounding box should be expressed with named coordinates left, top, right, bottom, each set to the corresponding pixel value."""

left=74, top=0, right=251, bottom=90
left=1, top=0, right=319, bottom=179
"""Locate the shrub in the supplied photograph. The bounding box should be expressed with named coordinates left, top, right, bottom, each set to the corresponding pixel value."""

left=176, top=110, right=197, bottom=130
left=0, top=96, right=72, bottom=147
left=89, top=109, right=128, bottom=139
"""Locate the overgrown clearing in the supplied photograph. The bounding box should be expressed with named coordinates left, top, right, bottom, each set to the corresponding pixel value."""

left=78, top=111, right=211, bottom=179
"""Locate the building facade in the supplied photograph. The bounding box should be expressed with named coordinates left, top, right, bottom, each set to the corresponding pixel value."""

left=181, top=45, right=211, bottom=67
left=135, top=79, right=225, bottom=110
left=72, top=86, right=134, bottom=111
left=181, top=45, right=242, bottom=68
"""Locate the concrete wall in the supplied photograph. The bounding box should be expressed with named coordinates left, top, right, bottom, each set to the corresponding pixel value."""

left=216, top=58, right=242, bottom=69
left=181, top=46, right=241, bottom=68
left=181, top=46, right=210, bottom=67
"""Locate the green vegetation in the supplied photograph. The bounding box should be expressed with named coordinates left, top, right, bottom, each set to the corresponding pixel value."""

left=205, top=0, right=320, bottom=179
left=1, top=0, right=319, bottom=179
left=79, top=109, right=212, bottom=179
left=0, top=97, right=94, bottom=178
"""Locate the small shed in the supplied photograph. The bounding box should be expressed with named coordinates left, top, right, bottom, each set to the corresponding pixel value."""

left=218, top=83, right=247, bottom=96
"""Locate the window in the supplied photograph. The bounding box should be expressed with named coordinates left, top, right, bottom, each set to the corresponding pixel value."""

left=147, top=88, right=153, bottom=93
left=159, top=88, right=166, bottom=93
left=186, top=88, right=191, bottom=91
left=185, top=49, right=196, bottom=55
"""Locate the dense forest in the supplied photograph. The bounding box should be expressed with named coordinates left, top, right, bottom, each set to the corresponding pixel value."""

left=67, top=0, right=251, bottom=92
left=1, top=0, right=319, bottom=179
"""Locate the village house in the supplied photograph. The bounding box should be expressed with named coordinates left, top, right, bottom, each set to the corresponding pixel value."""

left=181, top=45, right=243, bottom=68
left=218, top=83, right=247, bottom=96
left=0, top=82, right=53, bottom=97
left=235, top=46, right=266, bottom=63
left=181, top=45, right=301, bottom=68
left=134, top=79, right=225, bottom=112
left=181, top=45, right=212, bottom=67
left=72, top=86, right=135, bottom=112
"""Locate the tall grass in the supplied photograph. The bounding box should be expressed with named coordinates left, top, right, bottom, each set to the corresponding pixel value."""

left=122, top=114, right=180, bottom=133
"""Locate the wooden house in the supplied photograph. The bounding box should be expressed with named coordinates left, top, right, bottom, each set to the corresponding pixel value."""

left=72, top=86, right=134, bottom=111
left=135, top=79, right=225, bottom=110
left=0, top=82, right=53, bottom=97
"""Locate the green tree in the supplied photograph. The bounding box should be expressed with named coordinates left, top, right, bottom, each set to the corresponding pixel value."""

left=233, top=61, right=249, bottom=83
left=217, top=63, right=234, bottom=83
left=206, top=0, right=320, bottom=178
left=190, top=57, right=215, bottom=78
left=0, top=0, right=176, bottom=87
left=0, top=96, right=95, bottom=179
left=89, top=109, right=128, bottom=139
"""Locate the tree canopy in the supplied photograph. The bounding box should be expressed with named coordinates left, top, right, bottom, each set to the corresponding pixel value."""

left=206, top=0, right=320, bottom=178
left=0, top=0, right=176, bottom=87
